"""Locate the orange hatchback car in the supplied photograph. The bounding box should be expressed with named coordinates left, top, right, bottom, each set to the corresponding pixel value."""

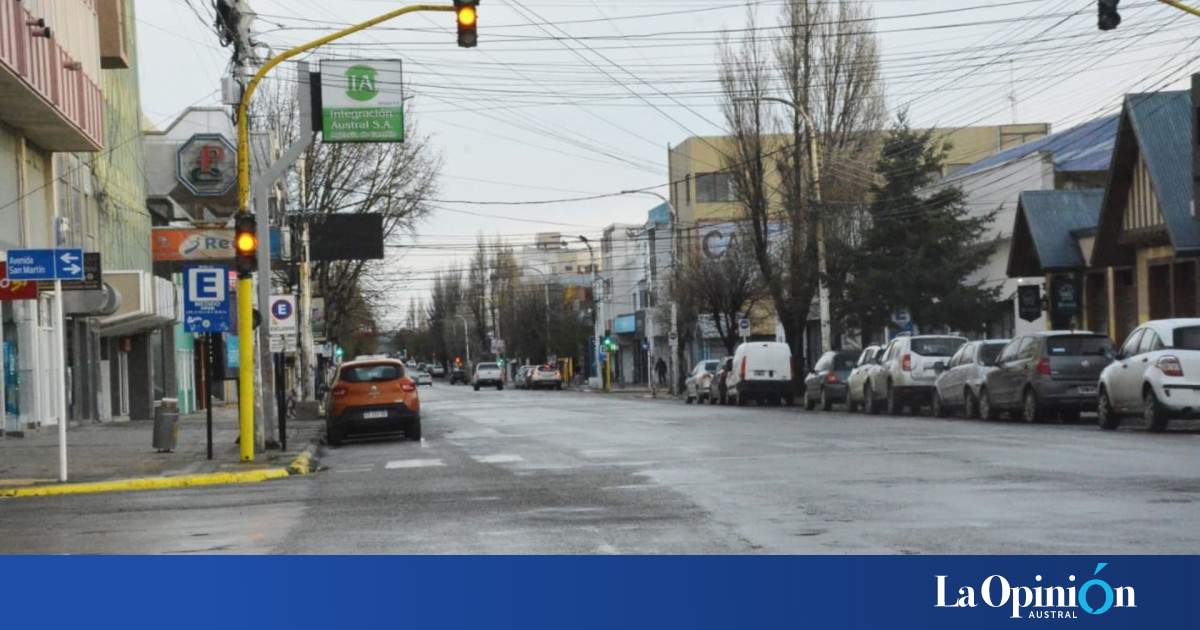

left=326, top=358, right=421, bottom=446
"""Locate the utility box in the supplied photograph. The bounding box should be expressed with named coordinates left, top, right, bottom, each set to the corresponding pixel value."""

left=152, top=398, right=179, bottom=452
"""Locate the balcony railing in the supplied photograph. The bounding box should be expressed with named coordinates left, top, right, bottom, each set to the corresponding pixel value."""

left=0, top=0, right=103, bottom=151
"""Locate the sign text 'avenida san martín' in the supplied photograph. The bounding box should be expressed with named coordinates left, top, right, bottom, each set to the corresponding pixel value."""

left=936, top=562, right=1135, bottom=620
left=320, top=59, right=404, bottom=143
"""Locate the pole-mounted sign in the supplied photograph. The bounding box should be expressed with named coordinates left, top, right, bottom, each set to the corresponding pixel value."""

left=319, top=59, right=404, bottom=143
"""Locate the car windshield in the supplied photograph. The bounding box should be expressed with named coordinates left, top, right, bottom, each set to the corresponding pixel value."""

left=833, top=353, right=857, bottom=370
left=477, top=363, right=499, bottom=370
left=704, top=361, right=720, bottom=373
left=1173, top=326, right=1200, bottom=349
left=340, top=364, right=403, bottom=383
left=1046, top=335, right=1112, bottom=356
left=538, top=367, right=557, bottom=373
left=978, top=343, right=1005, bottom=365
left=911, top=337, right=965, bottom=357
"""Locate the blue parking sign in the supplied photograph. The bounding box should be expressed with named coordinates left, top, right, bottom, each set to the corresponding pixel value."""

left=183, top=265, right=231, bottom=333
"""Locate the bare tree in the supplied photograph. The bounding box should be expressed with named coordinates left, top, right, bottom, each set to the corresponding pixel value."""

left=465, top=236, right=492, bottom=351
left=426, top=267, right=464, bottom=366
left=678, top=228, right=765, bottom=355
left=719, top=0, right=885, bottom=371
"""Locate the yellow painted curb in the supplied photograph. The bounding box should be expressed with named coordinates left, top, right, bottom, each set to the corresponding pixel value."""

left=0, top=468, right=290, bottom=499
left=286, top=448, right=315, bottom=476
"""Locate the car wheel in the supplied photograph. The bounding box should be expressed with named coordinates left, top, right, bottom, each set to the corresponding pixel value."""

left=736, top=388, right=746, bottom=407
left=886, top=383, right=902, bottom=415
left=407, top=418, right=422, bottom=441
left=979, top=388, right=999, bottom=421
left=497, top=384, right=504, bottom=391
left=326, top=423, right=343, bottom=447
left=473, top=384, right=480, bottom=391
left=847, top=396, right=859, bottom=413
left=1143, top=387, right=1168, bottom=432
left=820, top=387, right=833, bottom=411
left=1097, top=389, right=1120, bottom=430
left=1021, top=388, right=1042, bottom=424
left=804, top=392, right=817, bottom=410
left=932, top=391, right=947, bottom=418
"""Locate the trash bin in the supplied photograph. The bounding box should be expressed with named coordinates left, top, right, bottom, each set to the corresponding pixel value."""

left=153, top=398, right=179, bottom=453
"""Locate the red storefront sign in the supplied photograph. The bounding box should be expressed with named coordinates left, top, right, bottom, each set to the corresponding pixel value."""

left=0, top=262, right=38, bottom=301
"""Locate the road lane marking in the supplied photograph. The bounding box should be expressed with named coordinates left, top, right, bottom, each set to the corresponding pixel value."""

left=384, top=459, right=445, bottom=469
left=473, top=454, right=524, bottom=464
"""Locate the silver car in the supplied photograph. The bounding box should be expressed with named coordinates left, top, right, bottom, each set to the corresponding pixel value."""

left=864, top=335, right=967, bottom=415
left=932, top=340, right=1008, bottom=418
left=845, top=345, right=883, bottom=412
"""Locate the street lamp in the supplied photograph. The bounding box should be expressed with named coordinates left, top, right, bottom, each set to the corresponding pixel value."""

left=619, top=189, right=677, bottom=397
left=578, top=235, right=601, bottom=388
left=732, top=95, right=832, bottom=357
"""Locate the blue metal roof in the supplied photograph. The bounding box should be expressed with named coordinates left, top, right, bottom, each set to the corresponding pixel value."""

left=948, top=114, right=1118, bottom=180
left=1017, top=189, right=1104, bottom=271
left=1126, top=91, right=1200, bottom=253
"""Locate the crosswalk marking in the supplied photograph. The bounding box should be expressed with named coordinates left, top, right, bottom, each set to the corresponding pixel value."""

left=384, top=459, right=445, bottom=469
left=473, top=454, right=524, bottom=464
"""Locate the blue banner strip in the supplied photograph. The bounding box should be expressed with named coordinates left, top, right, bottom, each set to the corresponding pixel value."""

left=0, top=556, right=1193, bottom=629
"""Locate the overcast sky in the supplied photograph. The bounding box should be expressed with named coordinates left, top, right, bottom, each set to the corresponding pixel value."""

left=135, top=0, right=1200, bottom=323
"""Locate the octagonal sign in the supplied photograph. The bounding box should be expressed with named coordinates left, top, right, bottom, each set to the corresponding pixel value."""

left=176, top=133, right=238, bottom=197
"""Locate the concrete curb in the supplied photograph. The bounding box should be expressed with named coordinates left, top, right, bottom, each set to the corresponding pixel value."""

left=0, top=440, right=323, bottom=499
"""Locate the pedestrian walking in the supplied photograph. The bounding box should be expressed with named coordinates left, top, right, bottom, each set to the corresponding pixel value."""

left=655, top=357, right=667, bottom=387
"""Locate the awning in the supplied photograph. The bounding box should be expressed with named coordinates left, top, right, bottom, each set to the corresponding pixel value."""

left=97, top=271, right=178, bottom=337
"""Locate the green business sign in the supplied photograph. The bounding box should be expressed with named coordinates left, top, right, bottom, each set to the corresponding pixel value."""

left=320, top=59, right=404, bottom=143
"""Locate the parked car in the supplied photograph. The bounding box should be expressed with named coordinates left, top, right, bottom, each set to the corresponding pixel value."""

left=846, top=345, right=883, bottom=412
left=514, top=365, right=535, bottom=389
left=1098, top=318, right=1200, bottom=431
left=529, top=365, right=564, bottom=390
left=412, top=367, right=433, bottom=387
left=803, top=350, right=860, bottom=411
left=685, top=359, right=721, bottom=404
left=708, top=356, right=734, bottom=405
left=726, top=342, right=794, bottom=406
left=325, top=358, right=421, bottom=446
left=429, top=364, right=446, bottom=378
left=449, top=366, right=469, bottom=385
left=473, top=362, right=504, bottom=391
left=979, top=331, right=1113, bottom=423
left=932, top=340, right=1009, bottom=418
left=863, top=335, right=967, bottom=415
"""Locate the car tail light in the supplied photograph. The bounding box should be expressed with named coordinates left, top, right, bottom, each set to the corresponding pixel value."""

left=400, top=380, right=417, bottom=393
left=825, top=371, right=838, bottom=384
left=1157, top=355, right=1184, bottom=377
left=901, top=353, right=911, bottom=372
left=331, top=387, right=347, bottom=398
left=740, top=357, right=747, bottom=379
left=1036, top=357, right=1052, bottom=376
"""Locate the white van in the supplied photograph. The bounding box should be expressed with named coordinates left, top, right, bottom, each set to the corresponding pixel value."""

left=726, top=341, right=794, bottom=406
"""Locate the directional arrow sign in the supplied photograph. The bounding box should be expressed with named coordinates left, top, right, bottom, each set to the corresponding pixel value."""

left=6, top=248, right=86, bottom=281
left=54, top=249, right=84, bottom=280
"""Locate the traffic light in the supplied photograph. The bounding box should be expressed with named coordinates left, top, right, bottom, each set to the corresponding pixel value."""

left=1098, top=0, right=1121, bottom=30
left=603, top=335, right=617, bottom=352
left=454, top=0, right=478, bottom=48
left=234, top=213, right=257, bottom=277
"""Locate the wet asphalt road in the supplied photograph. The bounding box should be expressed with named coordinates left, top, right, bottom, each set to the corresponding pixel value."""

left=1, top=383, right=1198, bottom=554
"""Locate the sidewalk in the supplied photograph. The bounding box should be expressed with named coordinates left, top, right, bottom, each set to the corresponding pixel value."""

left=0, top=405, right=323, bottom=488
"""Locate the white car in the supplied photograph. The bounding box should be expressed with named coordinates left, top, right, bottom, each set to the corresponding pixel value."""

left=863, top=335, right=967, bottom=415
left=845, top=345, right=883, bottom=412
left=1098, top=318, right=1200, bottom=431
left=684, top=359, right=721, bottom=404
left=725, top=342, right=794, bottom=406
left=932, top=340, right=1008, bottom=418
left=413, top=368, right=433, bottom=387
left=473, top=362, right=504, bottom=391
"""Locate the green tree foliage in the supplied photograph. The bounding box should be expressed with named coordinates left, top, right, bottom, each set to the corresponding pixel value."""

left=842, top=113, right=999, bottom=334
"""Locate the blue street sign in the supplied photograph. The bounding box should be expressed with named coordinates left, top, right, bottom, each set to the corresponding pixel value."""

left=6, top=248, right=84, bottom=281
left=183, top=264, right=231, bottom=333
left=271, top=299, right=292, bottom=320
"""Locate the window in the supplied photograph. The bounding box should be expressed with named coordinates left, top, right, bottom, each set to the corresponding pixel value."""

left=948, top=346, right=967, bottom=368
left=340, top=363, right=403, bottom=383
left=1046, top=335, right=1112, bottom=357
left=911, top=337, right=965, bottom=357
left=1016, top=337, right=1038, bottom=360
left=1173, top=326, right=1200, bottom=349
left=997, top=339, right=1020, bottom=364
left=858, top=348, right=875, bottom=366
left=833, top=352, right=857, bottom=371
left=977, top=343, right=1005, bottom=366
left=1138, top=330, right=1163, bottom=355
left=1120, top=329, right=1144, bottom=358
left=695, top=172, right=735, bottom=203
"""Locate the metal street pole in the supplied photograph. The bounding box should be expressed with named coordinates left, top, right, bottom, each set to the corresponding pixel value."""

left=733, top=95, right=831, bottom=355
left=578, top=236, right=600, bottom=386
left=234, top=3, right=456, bottom=462
left=455, top=315, right=471, bottom=366
left=1159, top=0, right=1200, bottom=18
left=54, top=280, right=66, bottom=481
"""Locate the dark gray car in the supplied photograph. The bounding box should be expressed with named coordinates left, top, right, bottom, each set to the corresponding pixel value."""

left=804, top=350, right=860, bottom=411
left=979, top=332, right=1113, bottom=423
left=932, top=340, right=1008, bottom=418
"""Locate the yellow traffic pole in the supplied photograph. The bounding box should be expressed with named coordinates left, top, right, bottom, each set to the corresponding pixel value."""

left=1158, top=0, right=1200, bottom=18
left=234, top=3, right=456, bottom=462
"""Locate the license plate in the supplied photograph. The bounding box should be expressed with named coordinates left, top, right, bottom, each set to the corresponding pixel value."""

left=754, top=370, right=766, bottom=376
left=362, top=410, right=388, bottom=419
left=1077, top=386, right=1097, bottom=395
